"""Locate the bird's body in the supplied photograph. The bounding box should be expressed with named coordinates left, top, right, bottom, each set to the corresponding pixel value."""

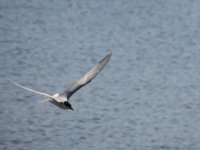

left=8, top=51, right=112, bottom=110
left=49, top=93, right=70, bottom=110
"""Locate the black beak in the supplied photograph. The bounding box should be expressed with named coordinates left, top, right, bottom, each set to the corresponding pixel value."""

left=70, top=107, right=74, bottom=110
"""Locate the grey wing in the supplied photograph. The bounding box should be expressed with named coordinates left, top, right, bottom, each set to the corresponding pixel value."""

left=61, top=51, right=112, bottom=99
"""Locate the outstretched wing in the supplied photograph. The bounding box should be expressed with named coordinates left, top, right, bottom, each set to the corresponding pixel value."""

left=61, top=51, right=112, bottom=99
left=7, top=79, right=62, bottom=102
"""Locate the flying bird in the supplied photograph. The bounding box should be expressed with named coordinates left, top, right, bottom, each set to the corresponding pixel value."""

left=8, top=51, right=112, bottom=110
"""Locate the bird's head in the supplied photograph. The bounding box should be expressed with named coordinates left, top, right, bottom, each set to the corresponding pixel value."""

left=64, top=101, right=74, bottom=110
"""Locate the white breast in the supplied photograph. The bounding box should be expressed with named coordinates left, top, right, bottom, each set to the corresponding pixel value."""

left=53, top=93, right=59, bottom=97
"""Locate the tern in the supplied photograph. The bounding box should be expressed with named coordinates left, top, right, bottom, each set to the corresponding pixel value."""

left=8, top=51, right=112, bottom=110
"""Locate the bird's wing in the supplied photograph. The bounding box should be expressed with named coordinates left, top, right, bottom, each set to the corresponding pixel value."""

left=61, top=51, right=112, bottom=99
left=7, top=79, right=62, bottom=102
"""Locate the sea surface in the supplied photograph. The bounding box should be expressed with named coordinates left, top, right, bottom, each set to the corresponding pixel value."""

left=0, top=0, right=200, bottom=150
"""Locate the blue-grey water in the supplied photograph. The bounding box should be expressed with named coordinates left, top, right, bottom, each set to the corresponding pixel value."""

left=1, top=0, right=200, bottom=149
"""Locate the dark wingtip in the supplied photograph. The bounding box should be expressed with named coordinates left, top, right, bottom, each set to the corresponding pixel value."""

left=107, top=50, right=112, bottom=61
left=108, top=50, right=112, bottom=55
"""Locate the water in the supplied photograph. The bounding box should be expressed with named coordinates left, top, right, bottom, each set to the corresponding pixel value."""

left=0, top=0, right=200, bottom=149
